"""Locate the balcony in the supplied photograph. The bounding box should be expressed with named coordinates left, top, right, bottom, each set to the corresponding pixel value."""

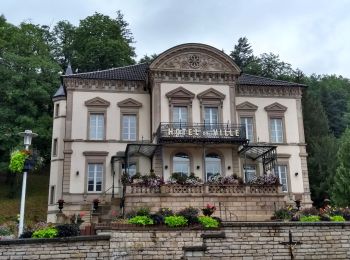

left=156, top=122, right=248, bottom=144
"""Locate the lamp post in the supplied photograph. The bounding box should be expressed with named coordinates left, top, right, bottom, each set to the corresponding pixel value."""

left=18, top=130, right=37, bottom=237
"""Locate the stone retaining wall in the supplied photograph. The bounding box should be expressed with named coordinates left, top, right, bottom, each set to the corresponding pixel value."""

left=97, top=222, right=350, bottom=259
left=2, top=223, right=350, bottom=259
left=0, top=235, right=110, bottom=260
left=125, top=185, right=286, bottom=221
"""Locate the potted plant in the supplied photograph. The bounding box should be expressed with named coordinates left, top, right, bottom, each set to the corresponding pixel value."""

left=93, top=199, right=100, bottom=212
left=202, top=204, right=216, bottom=216
left=9, top=150, right=30, bottom=173
left=57, top=199, right=65, bottom=213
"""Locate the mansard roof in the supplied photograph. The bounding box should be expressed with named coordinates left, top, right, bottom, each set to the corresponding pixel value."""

left=63, top=63, right=148, bottom=81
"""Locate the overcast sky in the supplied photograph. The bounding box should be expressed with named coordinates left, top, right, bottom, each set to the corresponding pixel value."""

left=1, top=0, right=350, bottom=77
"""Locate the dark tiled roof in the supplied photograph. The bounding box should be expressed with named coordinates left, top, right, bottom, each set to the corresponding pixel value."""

left=238, top=73, right=306, bottom=87
left=53, top=84, right=65, bottom=98
left=62, top=63, right=305, bottom=87
left=63, top=63, right=148, bottom=81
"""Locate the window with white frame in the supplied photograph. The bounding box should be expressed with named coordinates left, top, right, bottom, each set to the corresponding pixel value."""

left=122, top=162, right=137, bottom=177
left=270, top=118, right=284, bottom=143
left=244, top=165, right=256, bottom=183
left=122, top=114, right=137, bottom=141
left=87, top=163, right=103, bottom=192
left=173, top=106, right=188, bottom=128
left=204, top=107, right=219, bottom=129
left=241, top=117, right=254, bottom=141
left=89, top=113, right=104, bottom=140
left=275, top=165, right=288, bottom=192
left=205, top=153, right=221, bottom=181
left=173, top=153, right=190, bottom=176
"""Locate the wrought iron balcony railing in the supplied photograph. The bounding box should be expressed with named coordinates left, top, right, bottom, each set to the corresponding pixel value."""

left=156, top=122, right=248, bottom=144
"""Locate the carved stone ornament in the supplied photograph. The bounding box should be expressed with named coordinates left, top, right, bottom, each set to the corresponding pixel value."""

left=159, top=53, right=231, bottom=72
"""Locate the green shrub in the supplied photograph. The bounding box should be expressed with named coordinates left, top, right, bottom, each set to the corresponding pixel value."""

left=157, top=208, right=174, bottom=217
left=198, top=216, right=219, bottom=228
left=273, top=208, right=292, bottom=220
left=300, top=215, right=320, bottom=222
left=178, top=207, right=199, bottom=225
left=128, top=216, right=154, bottom=226
left=0, top=226, right=12, bottom=236
left=136, top=207, right=150, bottom=216
left=56, top=224, right=80, bottom=237
left=330, top=215, right=345, bottom=222
left=32, top=227, right=58, bottom=238
left=164, top=216, right=188, bottom=227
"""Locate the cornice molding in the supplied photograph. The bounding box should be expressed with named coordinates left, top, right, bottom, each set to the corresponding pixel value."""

left=84, top=97, right=110, bottom=107
left=197, top=88, right=226, bottom=100
left=237, top=85, right=302, bottom=98
left=117, top=98, right=143, bottom=108
left=64, top=78, right=148, bottom=94
left=264, top=102, right=288, bottom=112
left=236, top=101, right=258, bottom=111
left=165, top=86, right=195, bottom=100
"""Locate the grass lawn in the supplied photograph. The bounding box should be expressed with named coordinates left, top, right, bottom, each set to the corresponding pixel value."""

left=0, top=171, right=49, bottom=226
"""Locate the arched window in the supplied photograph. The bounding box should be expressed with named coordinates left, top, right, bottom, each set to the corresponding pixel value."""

left=205, top=153, right=221, bottom=181
left=173, top=152, right=190, bottom=176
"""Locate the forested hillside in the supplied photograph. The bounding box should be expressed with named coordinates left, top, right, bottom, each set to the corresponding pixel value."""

left=0, top=13, right=349, bottom=207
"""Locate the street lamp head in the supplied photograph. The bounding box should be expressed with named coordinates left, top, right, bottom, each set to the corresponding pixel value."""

left=19, top=130, right=38, bottom=147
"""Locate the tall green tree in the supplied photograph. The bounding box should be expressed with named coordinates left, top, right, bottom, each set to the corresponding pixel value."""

left=331, top=128, right=350, bottom=206
left=230, top=37, right=254, bottom=69
left=52, top=20, right=76, bottom=69
left=0, top=17, right=60, bottom=172
left=70, top=12, right=135, bottom=72
left=302, top=89, right=338, bottom=206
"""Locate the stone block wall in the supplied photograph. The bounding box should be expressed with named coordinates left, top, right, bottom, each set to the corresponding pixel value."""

left=125, top=185, right=286, bottom=221
left=2, top=223, right=350, bottom=259
left=0, top=235, right=110, bottom=260
left=96, top=222, right=350, bottom=259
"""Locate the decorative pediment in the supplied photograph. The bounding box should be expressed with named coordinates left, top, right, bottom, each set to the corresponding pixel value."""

left=117, top=98, right=142, bottom=108
left=197, top=88, right=226, bottom=100
left=236, top=101, right=258, bottom=111
left=150, top=43, right=241, bottom=74
left=264, top=102, right=287, bottom=112
left=84, top=97, right=110, bottom=107
left=165, top=87, right=195, bottom=100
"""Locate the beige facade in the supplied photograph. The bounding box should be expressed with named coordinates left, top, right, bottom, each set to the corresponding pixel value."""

left=48, top=43, right=311, bottom=222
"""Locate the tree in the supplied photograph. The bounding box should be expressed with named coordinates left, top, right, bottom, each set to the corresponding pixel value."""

left=138, top=53, right=158, bottom=64
left=71, top=12, right=135, bottom=72
left=302, top=89, right=337, bottom=206
left=0, top=17, right=60, bottom=172
left=52, top=21, right=76, bottom=70
left=230, top=37, right=254, bottom=69
left=331, top=128, right=350, bottom=206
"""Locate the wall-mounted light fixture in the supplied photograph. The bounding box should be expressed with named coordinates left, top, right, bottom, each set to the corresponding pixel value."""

left=76, top=171, right=79, bottom=176
left=227, top=166, right=231, bottom=170
left=165, top=165, right=168, bottom=170
left=295, top=172, right=299, bottom=176
left=196, top=165, right=200, bottom=170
